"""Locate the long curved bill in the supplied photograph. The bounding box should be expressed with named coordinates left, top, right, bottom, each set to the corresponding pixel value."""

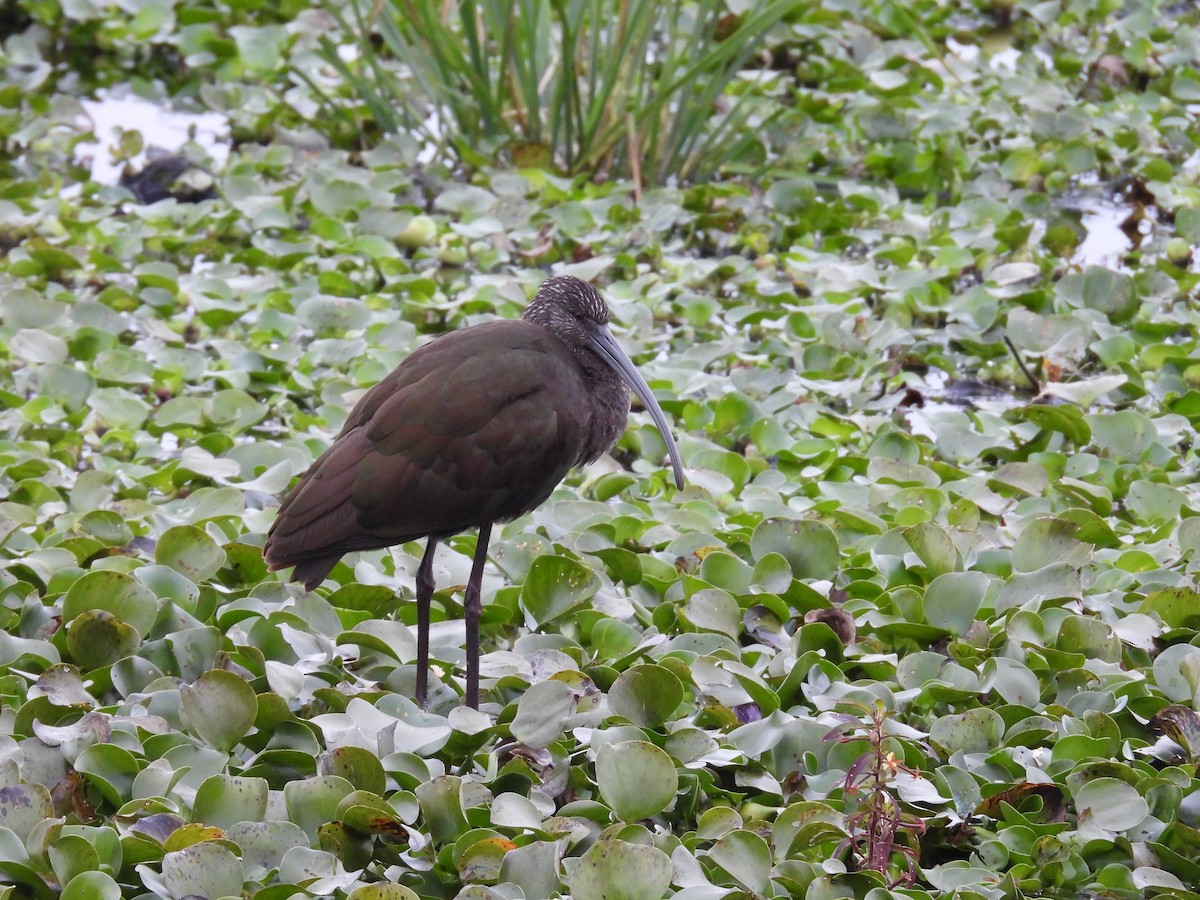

left=585, top=322, right=686, bottom=490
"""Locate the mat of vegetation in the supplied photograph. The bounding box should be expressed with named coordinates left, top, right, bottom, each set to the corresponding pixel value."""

left=2, top=0, right=1200, bottom=897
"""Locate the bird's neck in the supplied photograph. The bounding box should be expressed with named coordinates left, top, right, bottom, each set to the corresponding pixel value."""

left=576, top=349, right=630, bottom=464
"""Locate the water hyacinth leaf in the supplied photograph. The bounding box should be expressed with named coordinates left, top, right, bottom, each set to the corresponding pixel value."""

left=227, top=821, right=310, bottom=872
left=497, top=838, right=563, bottom=900
left=33, top=663, right=96, bottom=707
left=698, top=550, right=754, bottom=593
left=608, top=664, right=684, bottom=728
left=62, top=570, right=158, bottom=634
left=683, top=589, right=741, bottom=638
left=180, top=669, right=258, bottom=752
left=415, top=776, right=470, bottom=843
left=346, top=885, right=421, bottom=900
left=87, top=388, right=151, bottom=429
left=320, top=746, right=387, bottom=794
left=296, top=295, right=372, bottom=332
left=283, top=776, right=356, bottom=842
left=902, top=522, right=958, bottom=577
left=708, top=829, right=773, bottom=894
left=510, top=679, right=576, bottom=749
left=47, top=834, right=98, bottom=889
left=161, top=842, right=245, bottom=900
left=520, top=555, right=600, bottom=628
left=751, top=519, right=839, bottom=579
left=459, top=836, right=514, bottom=884
left=1086, top=410, right=1155, bottom=462
left=569, top=839, right=672, bottom=900
left=595, top=740, right=678, bottom=821
left=1126, top=481, right=1187, bottom=524
left=489, top=795, right=544, bottom=835
left=73, top=743, right=141, bottom=806
left=995, top=563, right=1081, bottom=613
left=60, top=871, right=121, bottom=900
left=590, top=618, right=641, bottom=661
left=930, top=708, right=1005, bottom=755
left=1139, top=588, right=1200, bottom=630
left=1022, top=404, right=1091, bottom=444
left=66, top=610, right=141, bottom=670
left=1012, top=517, right=1092, bottom=572
left=0, top=784, right=53, bottom=841
left=155, top=525, right=228, bottom=583
left=1075, top=778, right=1149, bottom=832
left=1057, top=615, right=1120, bottom=662
left=191, top=774, right=269, bottom=829
left=923, top=571, right=989, bottom=635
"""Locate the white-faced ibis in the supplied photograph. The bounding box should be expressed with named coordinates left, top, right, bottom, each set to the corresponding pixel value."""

left=263, top=275, right=684, bottom=709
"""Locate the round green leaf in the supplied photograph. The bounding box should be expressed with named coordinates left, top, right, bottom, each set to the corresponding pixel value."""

left=156, top=525, right=228, bottom=582
left=569, top=839, right=672, bottom=900
left=1075, top=778, right=1149, bottom=831
left=929, top=708, right=1004, bottom=756
left=61, top=871, right=121, bottom=900
left=347, top=884, right=421, bottom=900
left=750, top=519, right=839, bottom=579
left=320, top=746, right=387, bottom=794
left=0, top=784, right=53, bottom=841
left=192, top=775, right=269, bottom=829
left=608, top=665, right=683, bottom=728
left=66, top=610, right=142, bottom=670
left=902, top=522, right=958, bottom=577
left=519, top=555, right=600, bottom=628
left=683, top=589, right=741, bottom=638
left=62, top=569, right=158, bottom=634
left=923, top=571, right=989, bottom=635
left=180, top=670, right=258, bottom=752
left=708, top=829, right=772, bottom=894
left=510, top=679, right=575, bottom=749
left=595, top=740, right=678, bottom=821
left=161, top=842, right=245, bottom=900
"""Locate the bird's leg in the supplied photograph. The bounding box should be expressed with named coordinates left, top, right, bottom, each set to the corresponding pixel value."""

left=414, top=538, right=438, bottom=710
left=464, top=522, right=492, bottom=710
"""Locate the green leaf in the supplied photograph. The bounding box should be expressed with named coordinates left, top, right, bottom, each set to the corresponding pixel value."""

left=62, top=570, right=158, bottom=634
left=180, top=670, right=258, bottom=752
left=61, top=871, right=121, bottom=900
left=0, top=784, right=53, bottom=840
left=156, top=524, right=228, bottom=583
left=161, top=843, right=245, bottom=900
left=1074, top=778, right=1149, bottom=831
left=902, top=522, right=958, bottom=577
left=750, top=519, right=839, bottom=579
left=569, top=840, right=673, bottom=900
left=510, top=680, right=576, bottom=749
left=923, top=571, right=989, bottom=635
left=682, top=588, right=741, bottom=637
left=66, top=610, right=142, bottom=669
left=192, top=775, right=269, bottom=829
left=1140, top=588, right=1200, bottom=630
left=519, top=555, right=600, bottom=628
left=708, top=829, right=772, bottom=893
left=595, top=740, right=678, bottom=821
left=608, top=664, right=683, bottom=728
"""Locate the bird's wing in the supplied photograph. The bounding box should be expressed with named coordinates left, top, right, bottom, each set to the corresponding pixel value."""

left=264, top=322, right=589, bottom=567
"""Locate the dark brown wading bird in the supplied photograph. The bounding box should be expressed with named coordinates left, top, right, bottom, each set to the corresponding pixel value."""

left=263, top=275, right=685, bottom=709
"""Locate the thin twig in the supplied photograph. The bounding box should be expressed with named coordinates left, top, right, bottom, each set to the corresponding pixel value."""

left=1004, top=335, right=1041, bottom=393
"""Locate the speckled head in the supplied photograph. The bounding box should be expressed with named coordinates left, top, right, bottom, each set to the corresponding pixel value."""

left=523, top=275, right=611, bottom=337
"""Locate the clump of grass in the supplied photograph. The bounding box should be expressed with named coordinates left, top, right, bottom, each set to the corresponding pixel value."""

left=308, top=0, right=799, bottom=189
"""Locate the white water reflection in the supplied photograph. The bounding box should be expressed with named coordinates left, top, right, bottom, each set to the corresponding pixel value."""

left=1073, top=199, right=1134, bottom=271
left=74, top=91, right=229, bottom=185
